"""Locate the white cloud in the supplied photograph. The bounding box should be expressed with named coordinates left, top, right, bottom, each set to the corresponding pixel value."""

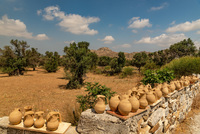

left=197, top=31, right=200, bottom=34
left=170, top=21, right=176, bottom=25
left=0, top=15, right=49, bottom=40
left=64, top=40, right=75, bottom=44
left=35, top=34, right=49, bottom=40
left=38, top=6, right=100, bottom=35
left=99, top=36, right=115, bottom=44
left=150, top=2, right=168, bottom=11
left=166, top=19, right=200, bottom=33
left=135, top=33, right=187, bottom=47
left=128, top=17, right=152, bottom=32
left=132, top=30, right=138, bottom=33
left=37, top=10, right=42, bottom=16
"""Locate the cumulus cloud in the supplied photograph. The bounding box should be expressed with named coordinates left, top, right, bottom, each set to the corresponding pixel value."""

left=64, top=40, right=75, bottom=44
left=128, top=17, right=152, bottom=33
left=0, top=15, right=49, bottom=40
left=135, top=33, right=187, bottom=47
left=166, top=19, right=200, bottom=33
left=170, top=21, right=176, bottom=25
left=99, top=36, right=115, bottom=44
left=197, top=31, right=200, bottom=34
left=38, top=6, right=100, bottom=35
left=150, top=2, right=168, bottom=11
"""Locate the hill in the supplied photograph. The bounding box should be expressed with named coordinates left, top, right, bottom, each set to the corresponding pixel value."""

left=91, top=47, right=148, bottom=59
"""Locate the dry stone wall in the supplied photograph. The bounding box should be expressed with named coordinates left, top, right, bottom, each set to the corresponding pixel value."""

left=77, top=81, right=200, bottom=134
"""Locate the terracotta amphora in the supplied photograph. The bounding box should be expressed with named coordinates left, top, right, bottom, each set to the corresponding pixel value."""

left=34, top=111, right=45, bottom=128
left=118, top=95, right=132, bottom=116
left=129, top=94, right=139, bottom=112
left=9, top=108, right=23, bottom=125
left=162, top=86, right=169, bottom=97
left=146, top=91, right=156, bottom=105
left=23, top=111, right=34, bottom=127
left=153, top=87, right=162, bottom=100
left=109, top=95, right=120, bottom=112
left=46, top=112, right=62, bottom=131
left=169, top=82, right=176, bottom=92
left=94, top=95, right=106, bottom=114
left=139, top=93, right=148, bottom=109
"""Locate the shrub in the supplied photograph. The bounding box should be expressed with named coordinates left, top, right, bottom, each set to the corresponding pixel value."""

left=163, top=56, right=200, bottom=77
left=44, top=56, right=58, bottom=72
left=141, top=62, right=159, bottom=74
left=120, top=67, right=134, bottom=78
left=142, top=68, right=175, bottom=87
left=76, top=82, right=116, bottom=111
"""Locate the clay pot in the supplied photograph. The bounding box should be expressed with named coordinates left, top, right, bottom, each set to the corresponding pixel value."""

left=118, top=97, right=132, bottom=116
left=174, top=81, right=181, bottom=90
left=169, top=82, right=176, bottom=92
left=23, top=111, right=34, bottom=127
left=139, top=93, right=148, bottom=109
left=24, top=106, right=32, bottom=112
left=162, top=86, right=169, bottom=97
left=120, top=94, right=129, bottom=100
left=129, top=94, right=139, bottom=112
left=154, top=87, right=162, bottom=100
left=184, top=80, right=190, bottom=86
left=146, top=91, right=156, bottom=105
left=94, top=95, right=106, bottom=114
left=34, top=111, right=45, bottom=128
left=9, top=108, right=23, bottom=125
left=109, top=95, right=120, bottom=112
left=46, top=112, right=62, bottom=131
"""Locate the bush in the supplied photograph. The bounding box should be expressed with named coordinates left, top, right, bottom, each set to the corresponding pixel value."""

left=142, top=68, right=175, bottom=87
left=120, top=67, right=134, bottom=78
left=76, top=82, right=116, bottom=111
left=44, top=56, right=58, bottom=72
left=141, top=62, right=159, bottom=74
left=163, top=56, right=200, bottom=77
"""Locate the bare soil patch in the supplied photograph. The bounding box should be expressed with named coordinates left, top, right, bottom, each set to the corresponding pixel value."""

left=0, top=67, right=142, bottom=123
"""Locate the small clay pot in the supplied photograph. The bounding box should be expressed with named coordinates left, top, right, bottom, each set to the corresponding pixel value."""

left=129, top=94, right=139, bottom=112
left=94, top=95, right=106, bottom=114
left=118, top=98, right=132, bottom=116
left=146, top=91, right=156, bottom=105
left=109, top=95, right=120, bottom=112
left=154, top=88, right=162, bottom=100
left=23, top=111, right=34, bottom=127
left=34, top=111, right=45, bottom=128
left=46, top=112, right=62, bottom=131
left=9, top=108, right=22, bottom=125
left=139, top=93, right=148, bottom=109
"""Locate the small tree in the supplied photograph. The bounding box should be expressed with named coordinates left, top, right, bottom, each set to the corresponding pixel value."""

left=26, top=48, right=40, bottom=71
left=132, top=52, right=148, bottom=72
left=63, top=41, right=94, bottom=89
left=98, top=56, right=112, bottom=66
left=44, top=51, right=59, bottom=72
left=118, top=52, right=126, bottom=69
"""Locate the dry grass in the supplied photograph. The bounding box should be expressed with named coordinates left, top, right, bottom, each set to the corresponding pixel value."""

left=0, top=67, right=142, bottom=124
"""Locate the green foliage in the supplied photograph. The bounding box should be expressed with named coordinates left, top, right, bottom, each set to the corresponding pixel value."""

left=118, top=52, right=126, bottom=68
left=0, top=39, right=30, bottom=76
left=26, top=48, right=40, bottom=71
left=162, top=56, right=200, bottom=77
left=98, top=56, right=112, bottom=66
left=132, top=52, right=148, bottom=72
left=120, top=66, right=134, bottom=78
left=76, top=82, right=116, bottom=111
left=44, top=51, right=59, bottom=72
left=142, top=69, right=175, bottom=87
left=141, top=62, right=159, bottom=74
left=63, top=41, right=95, bottom=89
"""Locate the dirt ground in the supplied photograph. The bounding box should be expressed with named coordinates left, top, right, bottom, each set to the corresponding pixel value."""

left=0, top=67, right=142, bottom=123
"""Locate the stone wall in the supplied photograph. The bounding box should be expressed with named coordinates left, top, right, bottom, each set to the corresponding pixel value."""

left=77, top=81, right=200, bottom=134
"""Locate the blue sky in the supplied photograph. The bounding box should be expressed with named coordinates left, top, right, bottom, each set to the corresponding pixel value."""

left=0, top=0, right=200, bottom=54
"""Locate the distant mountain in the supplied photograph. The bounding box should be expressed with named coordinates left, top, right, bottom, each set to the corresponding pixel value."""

left=91, top=47, right=149, bottom=59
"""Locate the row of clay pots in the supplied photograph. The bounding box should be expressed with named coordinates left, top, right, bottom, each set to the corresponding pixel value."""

left=9, top=106, right=62, bottom=131
left=94, top=75, right=199, bottom=116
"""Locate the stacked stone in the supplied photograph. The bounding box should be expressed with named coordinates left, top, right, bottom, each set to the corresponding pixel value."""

left=77, top=80, right=200, bottom=134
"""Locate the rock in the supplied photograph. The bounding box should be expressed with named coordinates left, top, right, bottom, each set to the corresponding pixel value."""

left=137, top=125, right=151, bottom=134
left=148, top=108, right=165, bottom=127
left=149, top=122, right=160, bottom=133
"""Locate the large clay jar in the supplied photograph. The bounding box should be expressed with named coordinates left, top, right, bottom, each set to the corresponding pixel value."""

left=94, top=95, right=106, bottom=114
left=23, top=111, right=34, bottom=127
left=162, top=85, right=169, bottom=97
left=129, top=94, right=139, bottom=112
left=46, top=112, right=62, bottom=131
left=146, top=91, right=156, bottom=105
left=154, top=87, right=162, bottom=100
left=109, top=95, right=120, bottom=112
left=34, top=111, right=45, bottom=128
left=139, top=93, right=148, bottom=109
left=118, top=95, right=132, bottom=116
left=9, top=108, right=23, bottom=125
